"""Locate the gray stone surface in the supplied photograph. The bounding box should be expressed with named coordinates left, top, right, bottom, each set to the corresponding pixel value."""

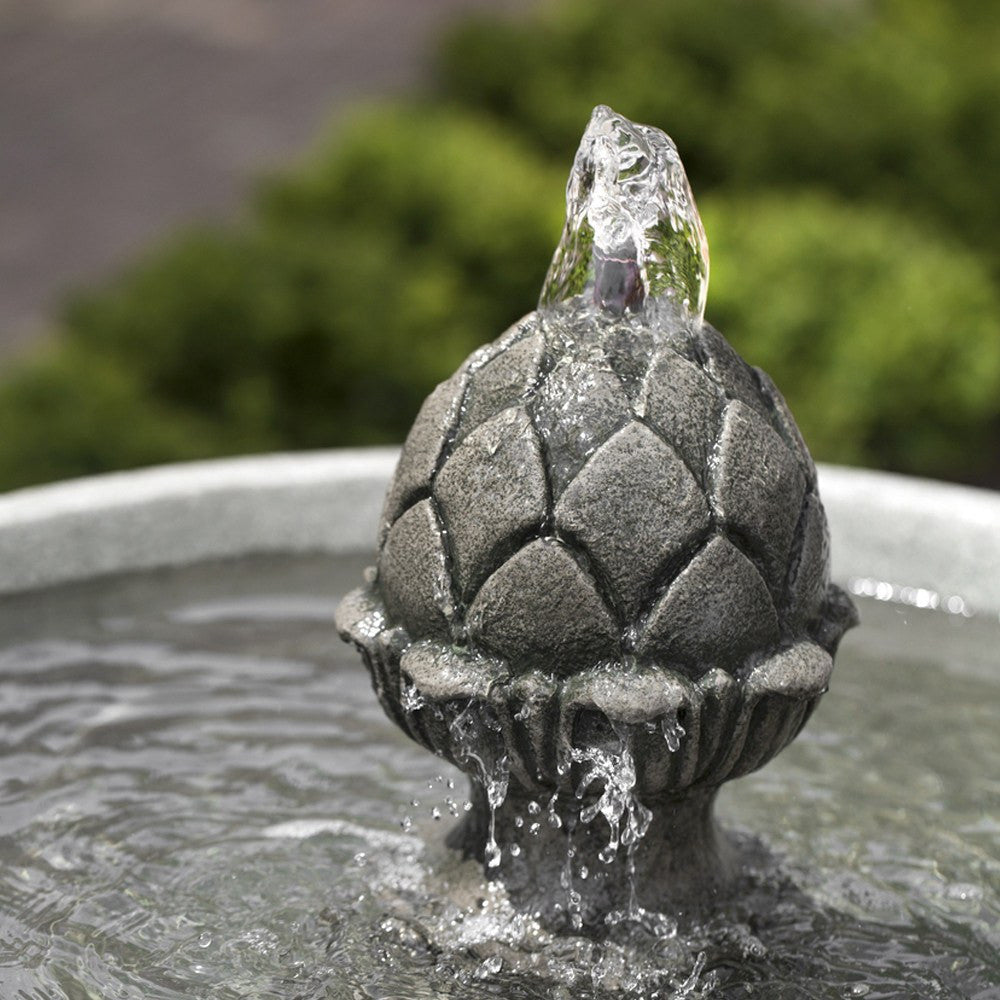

left=380, top=371, right=465, bottom=538
left=786, top=494, right=830, bottom=624
left=636, top=536, right=780, bottom=672
left=460, top=327, right=545, bottom=433
left=711, top=399, right=807, bottom=592
left=379, top=498, right=451, bottom=641
left=755, top=368, right=817, bottom=487
left=640, top=348, right=723, bottom=482
left=531, top=352, right=632, bottom=499
left=434, top=407, right=546, bottom=597
left=555, top=421, right=709, bottom=619
left=695, top=323, right=771, bottom=421
left=467, top=537, right=619, bottom=674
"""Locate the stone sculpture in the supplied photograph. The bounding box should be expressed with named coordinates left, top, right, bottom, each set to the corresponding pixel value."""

left=337, top=105, right=857, bottom=927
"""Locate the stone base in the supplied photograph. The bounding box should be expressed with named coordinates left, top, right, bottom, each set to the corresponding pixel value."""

left=447, top=780, right=738, bottom=930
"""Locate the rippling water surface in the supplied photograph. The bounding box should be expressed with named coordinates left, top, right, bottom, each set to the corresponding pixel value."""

left=0, top=555, right=997, bottom=999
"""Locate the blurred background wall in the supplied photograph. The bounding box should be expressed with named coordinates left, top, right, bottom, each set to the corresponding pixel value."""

left=1, top=0, right=998, bottom=493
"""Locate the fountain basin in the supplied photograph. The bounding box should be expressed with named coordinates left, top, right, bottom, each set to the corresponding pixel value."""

left=2, top=449, right=999, bottom=615
left=0, top=451, right=997, bottom=998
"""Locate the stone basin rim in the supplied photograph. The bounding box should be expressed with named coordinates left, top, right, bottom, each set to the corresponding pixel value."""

left=0, top=448, right=998, bottom=619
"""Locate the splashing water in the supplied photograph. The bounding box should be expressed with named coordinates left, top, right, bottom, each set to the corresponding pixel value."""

left=400, top=675, right=425, bottom=714
left=540, top=105, right=709, bottom=321
left=571, top=737, right=653, bottom=865
left=1, top=557, right=998, bottom=997
left=448, top=701, right=510, bottom=868
left=661, top=712, right=685, bottom=753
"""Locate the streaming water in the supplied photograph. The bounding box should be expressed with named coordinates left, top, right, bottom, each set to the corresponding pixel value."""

left=0, top=553, right=997, bottom=999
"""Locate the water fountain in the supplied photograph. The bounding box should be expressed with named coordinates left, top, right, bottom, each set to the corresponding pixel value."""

left=0, top=109, right=998, bottom=998
left=336, top=105, right=858, bottom=930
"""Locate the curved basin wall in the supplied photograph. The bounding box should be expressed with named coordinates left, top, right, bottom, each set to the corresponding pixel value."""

left=0, top=449, right=998, bottom=619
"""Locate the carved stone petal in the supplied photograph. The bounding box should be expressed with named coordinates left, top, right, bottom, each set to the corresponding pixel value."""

left=696, top=323, right=771, bottom=421
left=711, top=400, right=807, bottom=592
left=378, top=498, right=451, bottom=641
left=468, top=538, right=619, bottom=676
left=755, top=368, right=817, bottom=488
left=786, top=493, right=830, bottom=626
left=745, top=641, right=833, bottom=701
left=555, top=422, right=709, bottom=619
left=636, top=536, right=779, bottom=673
left=461, top=328, right=545, bottom=436
left=639, top=348, right=723, bottom=481
left=380, top=370, right=466, bottom=543
left=531, top=354, right=631, bottom=499
left=434, top=407, right=548, bottom=598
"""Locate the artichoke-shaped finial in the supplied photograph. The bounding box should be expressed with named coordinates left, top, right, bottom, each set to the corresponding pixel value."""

left=337, top=106, right=856, bottom=925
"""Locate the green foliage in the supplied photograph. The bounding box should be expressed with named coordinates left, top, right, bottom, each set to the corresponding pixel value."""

left=0, top=346, right=211, bottom=490
left=437, top=0, right=1000, bottom=265
left=0, top=109, right=562, bottom=491
left=702, top=192, right=1000, bottom=479
left=1, top=0, right=999, bottom=491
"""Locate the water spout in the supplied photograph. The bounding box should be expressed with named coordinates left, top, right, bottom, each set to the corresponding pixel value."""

left=540, top=104, right=709, bottom=322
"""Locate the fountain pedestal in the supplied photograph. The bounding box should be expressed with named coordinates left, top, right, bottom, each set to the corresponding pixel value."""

left=451, top=782, right=736, bottom=927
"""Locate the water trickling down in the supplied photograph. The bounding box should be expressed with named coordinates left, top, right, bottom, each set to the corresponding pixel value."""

left=448, top=700, right=511, bottom=869
left=339, top=102, right=867, bottom=984
left=571, top=738, right=652, bottom=866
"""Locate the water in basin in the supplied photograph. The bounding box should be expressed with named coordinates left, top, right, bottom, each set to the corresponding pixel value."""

left=0, top=554, right=996, bottom=999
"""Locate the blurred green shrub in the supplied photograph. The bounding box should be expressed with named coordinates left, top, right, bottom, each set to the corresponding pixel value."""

left=0, top=109, right=562, bottom=491
left=437, top=0, right=1000, bottom=267
left=1, top=0, right=999, bottom=491
left=703, top=192, right=1000, bottom=478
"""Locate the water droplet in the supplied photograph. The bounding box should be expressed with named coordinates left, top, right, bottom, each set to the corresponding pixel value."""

left=400, top=815, right=412, bottom=832
left=527, top=800, right=541, bottom=816
left=400, top=676, right=425, bottom=714
left=197, top=932, right=212, bottom=948
left=579, top=865, right=589, bottom=880
left=547, top=792, right=563, bottom=829
left=352, top=851, right=367, bottom=867
left=431, top=807, right=441, bottom=821
left=510, top=843, right=522, bottom=857
left=474, top=954, right=503, bottom=979
left=514, top=815, right=524, bottom=829
left=529, top=822, right=541, bottom=837
left=661, top=712, right=685, bottom=753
